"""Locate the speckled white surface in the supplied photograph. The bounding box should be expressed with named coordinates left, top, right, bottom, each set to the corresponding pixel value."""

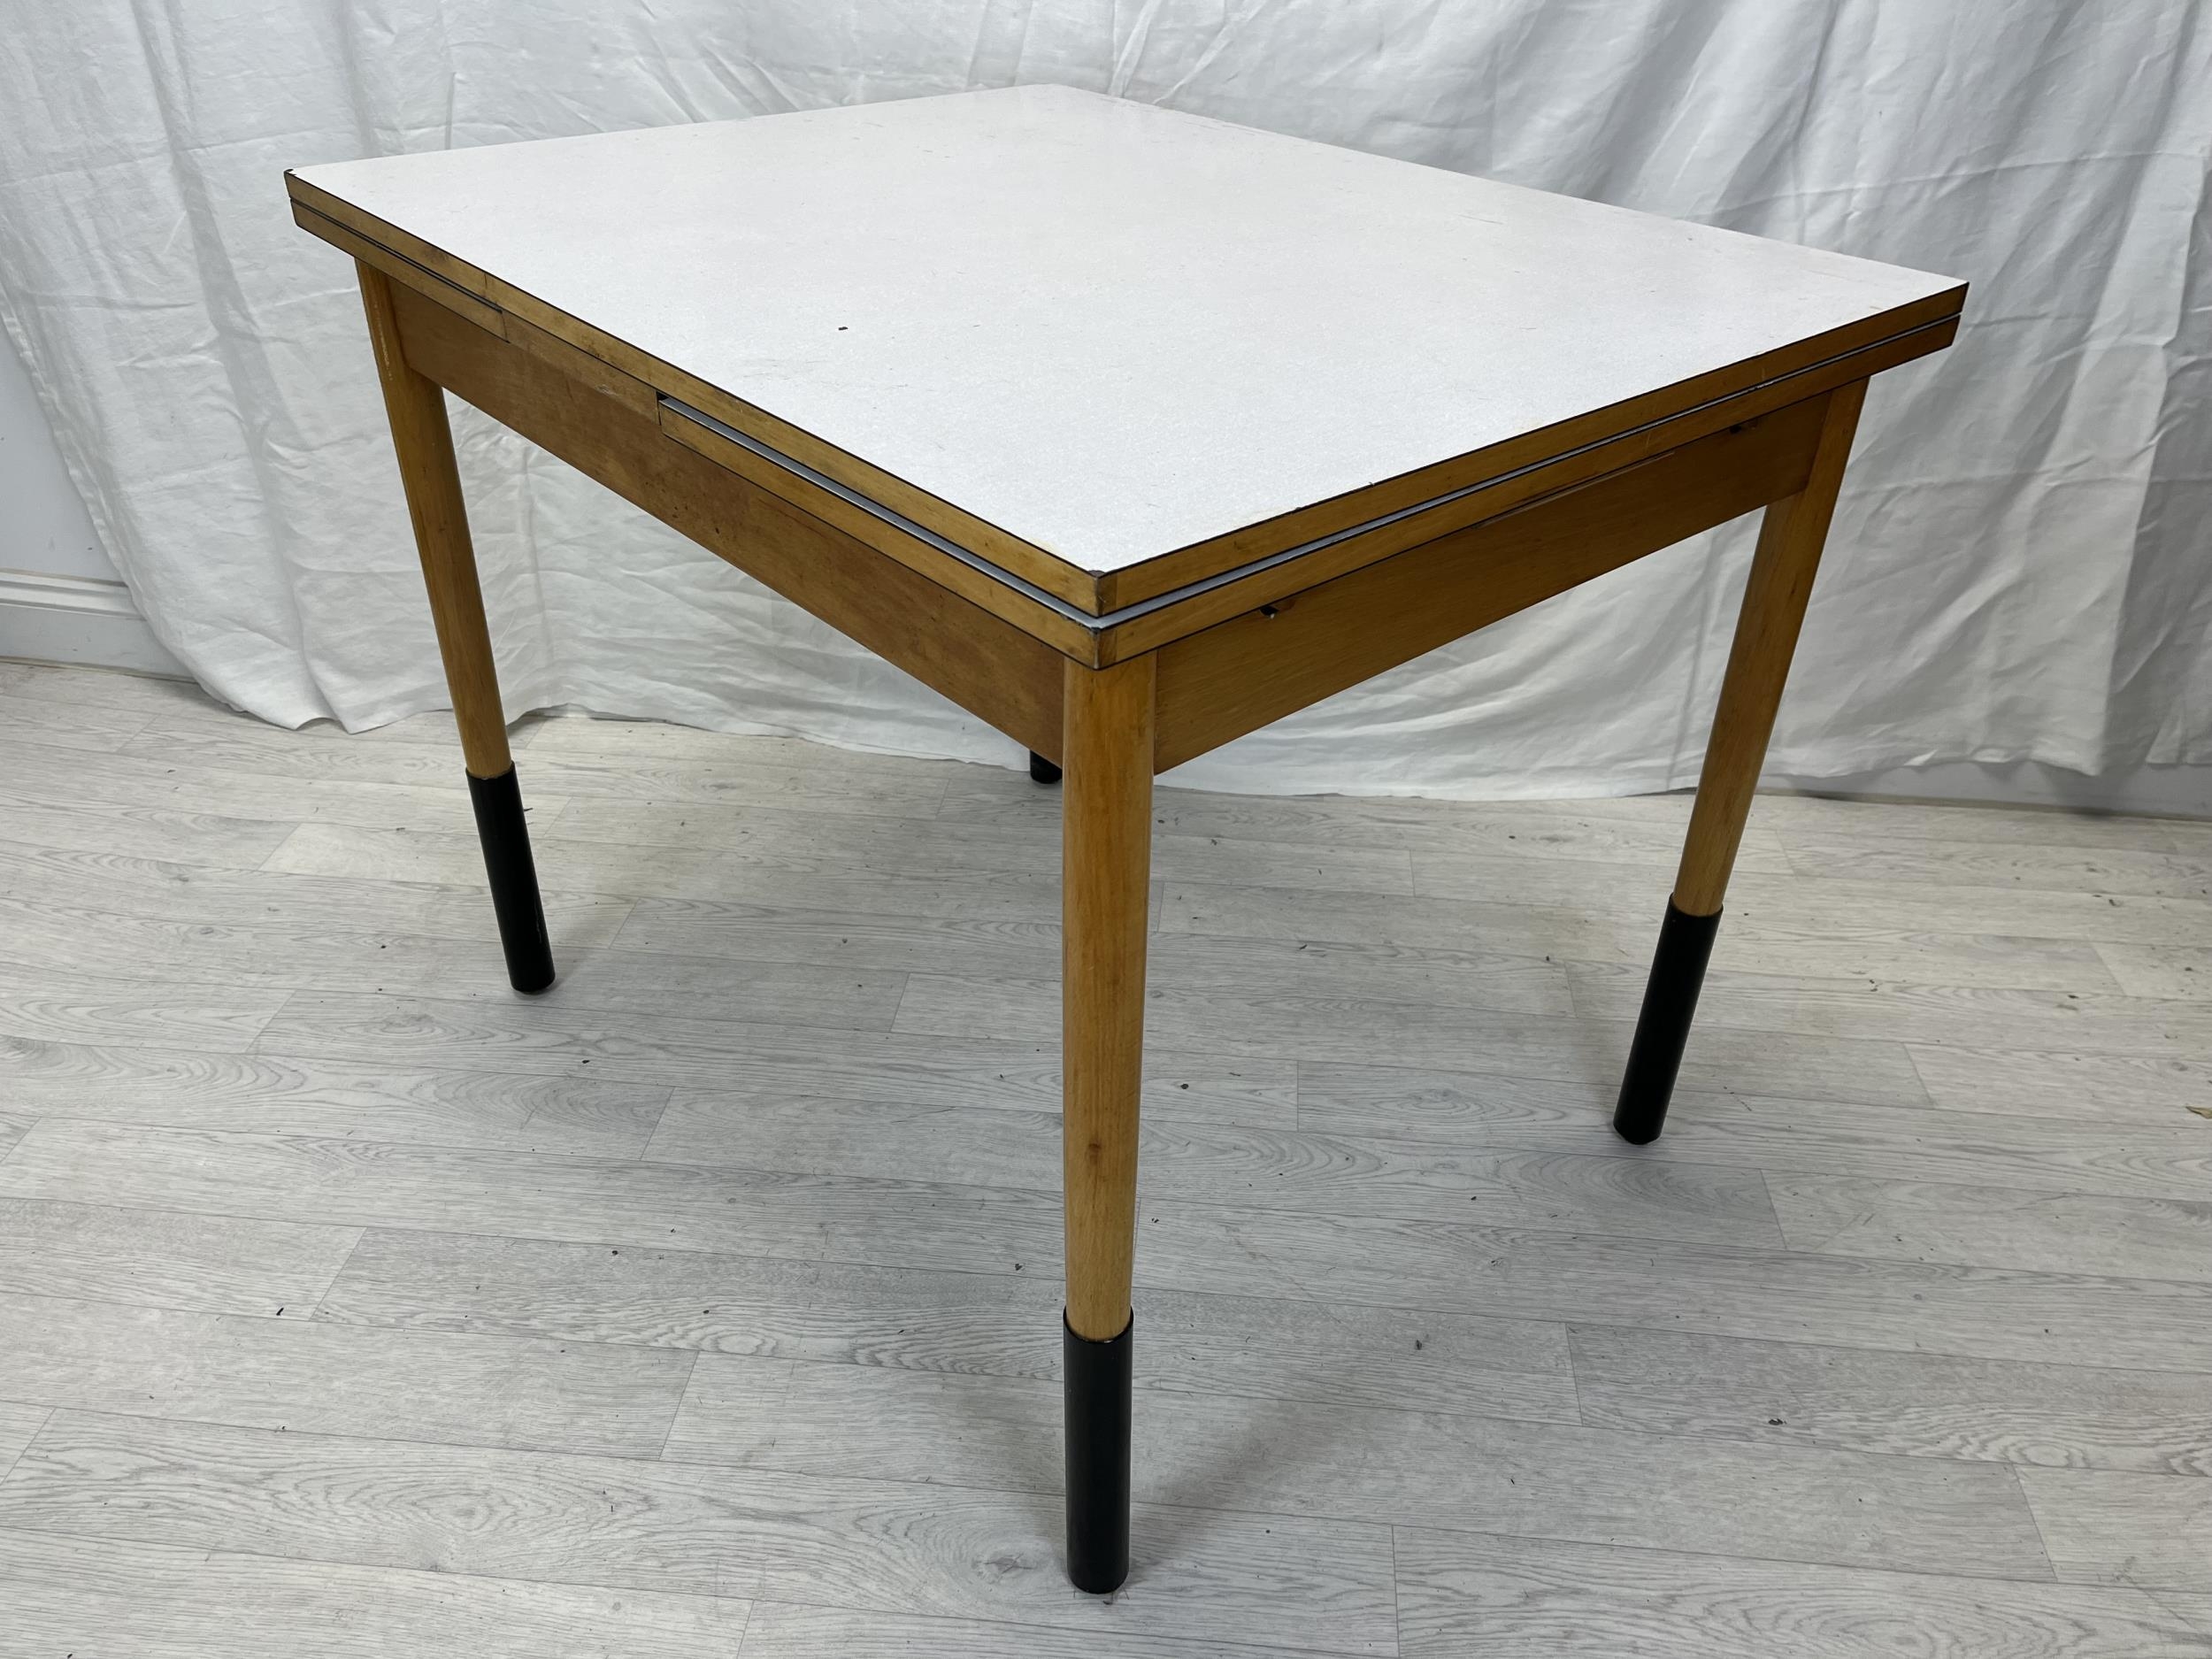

left=296, top=85, right=1960, bottom=573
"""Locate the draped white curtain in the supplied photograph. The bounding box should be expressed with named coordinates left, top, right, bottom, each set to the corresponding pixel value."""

left=2, top=1, right=2206, bottom=796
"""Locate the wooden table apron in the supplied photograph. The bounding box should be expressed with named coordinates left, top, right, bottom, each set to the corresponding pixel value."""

left=322, top=210, right=1943, bottom=1593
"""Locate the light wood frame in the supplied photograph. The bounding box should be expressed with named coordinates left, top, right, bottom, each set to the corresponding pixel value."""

left=320, top=211, right=1944, bottom=1591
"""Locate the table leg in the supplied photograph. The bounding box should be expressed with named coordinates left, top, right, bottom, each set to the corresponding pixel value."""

left=1614, top=380, right=1867, bottom=1144
left=357, top=261, right=555, bottom=995
left=1061, top=653, right=1154, bottom=1594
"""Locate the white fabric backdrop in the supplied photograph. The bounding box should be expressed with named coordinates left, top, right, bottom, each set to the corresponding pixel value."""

left=2, top=1, right=2207, bottom=797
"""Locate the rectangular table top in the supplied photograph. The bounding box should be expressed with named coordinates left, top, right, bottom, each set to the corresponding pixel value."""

left=290, top=85, right=1962, bottom=616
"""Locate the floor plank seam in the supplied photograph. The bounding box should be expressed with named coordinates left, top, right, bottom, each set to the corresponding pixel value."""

left=240, top=987, right=300, bottom=1055
left=612, top=1085, right=680, bottom=1163
left=629, top=1420, right=2069, bottom=1578
left=4, top=1415, right=2111, bottom=1603
left=1556, top=1317, right=2212, bottom=1384
left=0, top=1405, right=52, bottom=1486
left=13, top=1181, right=2212, bottom=1377
left=651, top=1350, right=701, bottom=1462
left=2008, top=1463, right=2066, bottom=1582
left=303, top=1230, right=373, bottom=1322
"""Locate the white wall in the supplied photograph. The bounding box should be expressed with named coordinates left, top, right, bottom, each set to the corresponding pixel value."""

left=1, top=333, right=111, bottom=578
left=0, top=333, right=183, bottom=673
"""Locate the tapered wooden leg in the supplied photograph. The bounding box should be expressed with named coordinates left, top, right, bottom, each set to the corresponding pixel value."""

left=1615, top=380, right=1867, bottom=1143
left=1061, top=652, right=1154, bottom=1594
left=357, top=261, right=554, bottom=995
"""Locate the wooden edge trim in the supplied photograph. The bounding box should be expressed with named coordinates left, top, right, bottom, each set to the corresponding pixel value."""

left=503, top=313, right=659, bottom=421
left=1096, top=285, right=1965, bottom=611
left=286, top=173, right=492, bottom=297
left=385, top=281, right=1064, bottom=754
left=281, top=187, right=1113, bottom=606
left=1151, top=391, right=1833, bottom=772
left=482, top=276, right=1105, bottom=615
left=1093, top=312, right=1959, bottom=664
left=280, top=179, right=1963, bottom=618
left=291, top=201, right=507, bottom=338
left=657, top=399, right=1101, bottom=664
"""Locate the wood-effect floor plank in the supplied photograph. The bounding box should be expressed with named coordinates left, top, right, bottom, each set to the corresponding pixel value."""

left=0, top=1120, right=1056, bottom=1279
left=0, top=1039, right=670, bottom=1155
left=252, top=993, right=1298, bottom=1125
left=0, top=841, right=635, bottom=950
left=1127, top=1202, right=2212, bottom=1372
left=1392, top=1527, right=2212, bottom=1658
left=0, top=792, right=296, bottom=869
left=2016, top=1468, right=2212, bottom=1592
left=1410, top=851, right=2212, bottom=949
left=110, top=721, right=942, bottom=832
left=894, top=970, right=1932, bottom=1108
left=618, top=895, right=1577, bottom=1016
left=1569, top=1325, right=2212, bottom=1473
left=317, top=1228, right=1577, bottom=1422
left=1767, top=1173, right=2212, bottom=1282
left=0, top=1197, right=362, bottom=1316
left=0, top=1402, right=48, bottom=1480
left=0, top=1289, right=695, bottom=1456
left=0, top=1526, right=756, bottom=1659
left=0, top=964, right=288, bottom=1051
left=1907, top=1044, right=2212, bottom=1125
left=1569, top=961, right=2212, bottom=1060
left=1297, top=1062, right=2212, bottom=1202
left=268, top=814, right=1414, bottom=902
left=1164, top=876, right=2133, bottom=992
left=0, top=729, right=553, bottom=834
left=0, top=684, right=157, bottom=754
left=0, top=898, right=905, bottom=1032
left=4, top=668, right=2208, bottom=1655
left=0, top=1203, right=363, bottom=1318
left=658, top=1354, right=2055, bottom=1578
left=941, top=767, right=1756, bottom=867
left=110, top=724, right=551, bottom=790
left=549, top=791, right=1419, bottom=895
left=2097, top=942, right=2212, bottom=1001
left=737, top=1600, right=1299, bottom=1659
left=1750, top=788, right=2212, bottom=851
left=644, top=1091, right=1785, bottom=1245
left=1775, top=827, right=2212, bottom=902
left=0, top=1411, right=1401, bottom=1654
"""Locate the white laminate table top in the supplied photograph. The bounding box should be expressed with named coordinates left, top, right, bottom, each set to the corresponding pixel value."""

left=293, top=85, right=1962, bottom=581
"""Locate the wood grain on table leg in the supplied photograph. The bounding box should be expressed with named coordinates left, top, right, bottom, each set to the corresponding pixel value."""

left=1616, top=379, right=1867, bottom=1143
left=358, top=259, right=552, bottom=993
left=1059, top=652, right=1155, bottom=1594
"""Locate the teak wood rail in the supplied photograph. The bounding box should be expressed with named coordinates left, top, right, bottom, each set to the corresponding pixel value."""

left=294, top=96, right=1961, bottom=1591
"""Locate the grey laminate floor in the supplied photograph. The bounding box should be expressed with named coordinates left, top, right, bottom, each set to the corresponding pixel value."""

left=0, top=657, right=2208, bottom=1656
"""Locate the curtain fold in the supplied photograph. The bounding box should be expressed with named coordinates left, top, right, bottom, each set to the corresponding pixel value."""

left=1, top=0, right=2204, bottom=795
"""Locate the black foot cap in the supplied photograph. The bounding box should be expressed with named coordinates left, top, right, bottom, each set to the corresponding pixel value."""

left=467, top=767, right=556, bottom=995
left=1064, top=1311, right=1133, bottom=1594
left=1612, top=902, right=1720, bottom=1145
left=1029, top=751, right=1063, bottom=785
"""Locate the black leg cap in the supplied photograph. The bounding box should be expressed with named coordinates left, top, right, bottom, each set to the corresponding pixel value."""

left=466, top=767, right=556, bottom=995
left=1064, top=1311, right=1133, bottom=1594
left=1029, top=750, right=1063, bottom=785
left=1612, top=902, right=1721, bottom=1145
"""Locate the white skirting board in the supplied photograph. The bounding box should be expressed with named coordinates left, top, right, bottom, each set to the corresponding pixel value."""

left=0, top=568, right=188, bottom=679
